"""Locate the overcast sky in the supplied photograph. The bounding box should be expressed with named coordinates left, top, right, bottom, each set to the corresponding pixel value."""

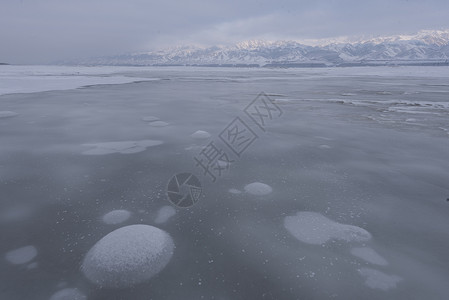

left=1, top=0, right=448, bottom=64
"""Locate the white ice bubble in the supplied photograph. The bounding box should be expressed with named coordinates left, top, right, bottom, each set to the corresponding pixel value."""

left=244, top=182, right=273, bottom=196
left=190, top=130, right=211, bottom=140
left=149, top=121, right=169, bottom=127
left=154, top=206, right=176, bottom=224
left=5, top=245, right=37, bottom=265
left=318, top=144, right=332, bottom=149
left=141, top=116, right=160, bottom=122
left=82, top=140, right=163, bottom=155
left=81, top=224, right=174, bottom=288
left=350, top=247, right=388, bottom=266
left=358, top=268, right=402, bottom=291
left=49, top=288, right=87, bottom=300
left=102, top=210, right=131, bottom=225
left=0, top=111, right=19, bottom=118
left=228, top=188, right=242, bottom=194
left=284, top=212, right=372, bottom=245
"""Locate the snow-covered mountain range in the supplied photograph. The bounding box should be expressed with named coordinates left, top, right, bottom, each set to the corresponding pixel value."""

left=74, top=30, right=449, bottom=67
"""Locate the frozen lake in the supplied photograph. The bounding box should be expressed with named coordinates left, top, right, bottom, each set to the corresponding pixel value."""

left=0, top=65, right=448, bottom=299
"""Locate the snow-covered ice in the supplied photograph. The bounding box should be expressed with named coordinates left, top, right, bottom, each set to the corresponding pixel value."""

left=358, top=268, right=402, bottom=291
left=243, top=182, right=273, bottom=196
left=284, top=212, right=372, bottom=245
left=154, top=206, right=177, bottom=224
left=0, top=65, right=158, bottom=96
left=351, top=247, right=388, bottom=266
left=5, top=245, right=37, bottom=265
left=102, top=210, right=132, bottom=225
left=49, top=288, right=87, bottom=300
left=190, top=130, right=211, bottom=140
left=82, top=140, right=163, bottom=155
left=81, top=224, right=174, bottom=288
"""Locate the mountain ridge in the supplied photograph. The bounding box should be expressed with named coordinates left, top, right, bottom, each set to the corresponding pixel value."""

left=70, top=30, right=449, bottom=67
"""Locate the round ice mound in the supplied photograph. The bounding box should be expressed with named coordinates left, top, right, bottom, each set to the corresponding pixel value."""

left=49, top=288, right=86, bottom=300
left=244, top=182, right=272, bottom=196
left=102, top=209, right=131, bottom=225
left=81, top=225, right=174, bottom=288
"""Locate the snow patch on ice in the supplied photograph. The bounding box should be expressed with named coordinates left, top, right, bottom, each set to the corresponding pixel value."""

left=154, top=206, right=176, bottom=224
left=5, top=245, right=37, bottom=265
left=149, top=121, right=169, bottom=127
left=49, top=288, right=87, bottom=300
left=81, top=224, right=174, bottom=288
left=244, top=182, right=273, bottom=196
left=284, top=212, right=371, bottom=245
left=141, top=116, right=160, bottom=122
left=191, top=130, right=211, bottom=140
left=82, top=140, right=163, bottom=155
left=229, top=188, right=242, bottom=194
left=350, top=247, right=388, bottom=266
left=102, top=210, right=131, bottom=225
left=358, top=268, right=402, bottom=290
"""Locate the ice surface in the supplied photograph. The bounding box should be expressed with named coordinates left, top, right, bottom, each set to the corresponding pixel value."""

left=351, top=247, right=388, bottom=266
left=49, top=288, right=87, bottom=300
left=154, top=206, right=176, bottom=224
left=81, top=224, right=174, bottom=288
left=102, top=210, right=131, bottom=225
left=190, top=130, right=211, bottom=139
left=82, top=140, right=163, bottom=155
left=0, top=111, right=19, bottom=118
left=243, top=182, right=273, bottom=196
left=5, top=245, right=37, bottom=265
left=284, top=212, right=372, bottom=245
left=358, top=268, right=402, bottom=290
left=1, top=66, right=448, bottom=299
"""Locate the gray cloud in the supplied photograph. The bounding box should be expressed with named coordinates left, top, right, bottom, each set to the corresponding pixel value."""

left=1, top=0, right=448, bottom=64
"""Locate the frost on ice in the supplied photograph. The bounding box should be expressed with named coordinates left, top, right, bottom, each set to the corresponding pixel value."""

left=350, top=247, right=388, bottom=266
left=358, top=268, right=402, bottom=291
left=81, top=224, right=174, bottom=288
left=284, top=212, right=371, bottom=245
left=244, top=182, right=273, bottom=196
left=49, top=288, right=87, bottom=300
left=5, top=245, right=37, bottom=265
left=82, top=140, right=163, bottom=155
left=102, top=210, right=131, bottom=225
left=154, top=206, right=176, bottom=224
